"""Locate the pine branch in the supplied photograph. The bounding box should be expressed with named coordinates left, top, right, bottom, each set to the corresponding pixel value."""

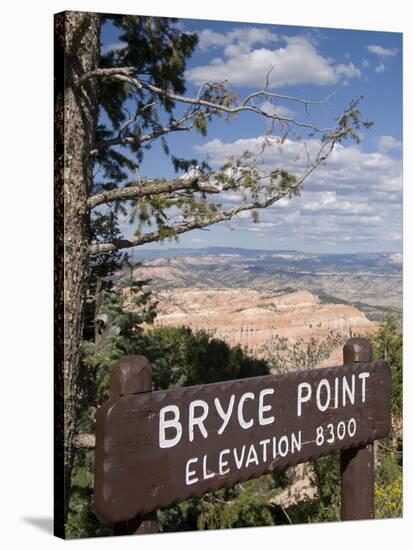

left=88, top=155, right=324, bottom=256
left=88, top=197, right=278, bottom=255
left=87, top=177, right=222, bottom=209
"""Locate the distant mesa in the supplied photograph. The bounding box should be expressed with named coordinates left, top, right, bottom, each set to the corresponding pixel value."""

left=128, top=249, right=402, bottom=319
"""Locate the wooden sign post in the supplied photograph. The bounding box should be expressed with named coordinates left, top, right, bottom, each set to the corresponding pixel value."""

left=340, top=338, right=375, bottom=520
left=94, top=338, right=391, bottom=534
left=96, top=355, right=159, bottom=536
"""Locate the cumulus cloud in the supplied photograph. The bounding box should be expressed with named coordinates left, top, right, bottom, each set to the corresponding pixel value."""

left=187, top=34, right=361, bottom=88
left=335, top=63, right=362, bottom=79
left=196, top=137, right=401, bottom=192
left=193, top=135, right=402, bottom=249
left=302, top=191, right=375, bottom=215
left=378, top=135, right=402, bottom=153
left=197, top=29, right=229, bottom=51
left=367, top=45, right=398, bottom=57
left=197, top=27, right=279, bottom=52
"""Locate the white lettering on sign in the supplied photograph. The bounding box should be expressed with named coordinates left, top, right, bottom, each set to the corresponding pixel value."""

left=291, top=432, right=302, bottom=454
left=297, top=372, right=372, bottom=417
left=259, top=439, right=270, bottom=462
left=202, top=454, right=214, bottom=480
left=189, top=400, right=209, bottom=442
left=258, top=388, right=275, bottom=425
left=234, top=445, right=245, bottom=469
left=237, top=392, right=255, bottom=429
left=316, top=418, right=358, bottom=446
left=184, top=431, right=303, bottom=486
left=219, top=449, right=230, bottom=475
left=214, top=395, right=235, bottom=435
left=185, top=457, right=198, bottom=485
left=160, top=390, right=277, bottom=449
left=159, top=405, right=182, bottom=448
left=359, top=372, right=370, bottom=402
left=316, top=379, right=331, bottom=412
left=183, top=413, right=362, bottom=486
left=334, top=377, right=339, bottom=409
left=342, top=375, right=355, bottom=406
left=297, top=382, right=312, bottom=417
left=160, top=372, right=372, bottom=453
left=348, top=417, right=357, bottom=437
left=245, top=444, right=259, bottom=467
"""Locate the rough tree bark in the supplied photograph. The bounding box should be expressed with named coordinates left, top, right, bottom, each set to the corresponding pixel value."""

left=61, top=11, right=101, bottom=522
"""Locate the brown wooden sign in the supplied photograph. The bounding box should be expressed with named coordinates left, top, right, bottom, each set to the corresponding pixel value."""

left=95, top=356, right=391, bottom=524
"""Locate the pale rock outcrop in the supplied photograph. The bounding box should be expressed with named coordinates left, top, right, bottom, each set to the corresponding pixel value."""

left=151, top=287, right=376, bottom=354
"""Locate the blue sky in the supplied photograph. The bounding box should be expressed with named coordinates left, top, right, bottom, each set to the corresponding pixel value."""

left=100, top=19, right=402, bottom=254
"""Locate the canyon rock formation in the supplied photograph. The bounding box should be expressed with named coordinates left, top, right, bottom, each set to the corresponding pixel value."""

left=150, top=287, right=377, bottom=356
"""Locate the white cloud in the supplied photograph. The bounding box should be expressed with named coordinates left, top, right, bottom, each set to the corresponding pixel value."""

left=375, top=62, right=386, bottom=73
left=302, top=191, right=375, bottom=215
left=385, top=175, right=403, bottom=191
left=361, top=58, right=370, bottom=68
left=193, top=135, right=402, bottom=249
left=365, top=45, right=398, bottom=76
left=187, top=35, right=360, bottom=88
left=195, top=136, right=400, bottom=198
left=195, top=137, right=402, bottom=201
left=335, top=63, right=362, bottom=79
left=378, top=135, right=402, bottom=153
left=367, top=45, right=398, bottom=57
left=197, top=27, right=279, bottom=52
left=197, top=29, right=228, bottom=51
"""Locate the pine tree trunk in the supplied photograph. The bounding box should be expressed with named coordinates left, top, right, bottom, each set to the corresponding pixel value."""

left=59, top=11, right=101, bottom=524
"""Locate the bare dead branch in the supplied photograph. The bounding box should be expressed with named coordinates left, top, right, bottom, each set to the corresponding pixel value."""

left=242, top=89, right=337, bottom=109
left=264, top=65, right=275, bottom=91
left=92, top=108, right=202, bottom=153
left=80, top=68, right=334, bottom=133
left=91, top=125, right=191, bottom=153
